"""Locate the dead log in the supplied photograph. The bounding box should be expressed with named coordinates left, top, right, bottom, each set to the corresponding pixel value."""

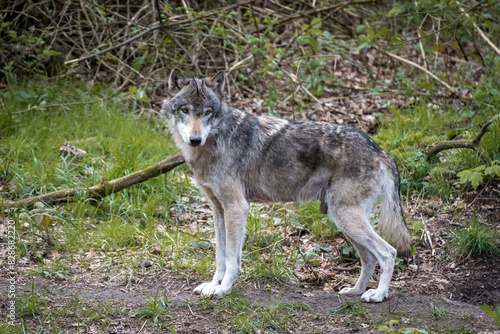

left=427, top=120, right=493, bottom=165
left=2, top=153, right=185, bottom=210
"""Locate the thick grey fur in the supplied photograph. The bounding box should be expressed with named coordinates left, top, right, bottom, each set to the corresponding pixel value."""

left=161, top=68, right=412, bottom=303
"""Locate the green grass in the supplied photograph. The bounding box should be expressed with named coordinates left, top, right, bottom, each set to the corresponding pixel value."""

left=219, top=291, right=293, bottom=334
left=1, top=80, right=197, bottom=261
left=375, top=103, right=500, bottom=199
left=1, top=80, right=180, bottom=200
left=331, top=298, right=367, bottom=318
left=0, top=323, right=24, bottom=334
left=449, top=219, right=500, bottom=258
left=136, top=290, right=172, bottom=324
left=16, top=281, right=46, bottom=318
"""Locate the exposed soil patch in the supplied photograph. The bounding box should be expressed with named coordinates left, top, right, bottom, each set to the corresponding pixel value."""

left=1, top=272, right=498, bottom=334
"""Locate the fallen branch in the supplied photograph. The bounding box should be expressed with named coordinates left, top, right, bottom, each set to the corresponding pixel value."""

left=427, top=120, right=493, bottom=165
left=2, top=153, right=185, bottom=210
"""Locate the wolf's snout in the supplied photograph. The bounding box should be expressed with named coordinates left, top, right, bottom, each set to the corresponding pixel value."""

left=190, top=136, right=202, bottom=146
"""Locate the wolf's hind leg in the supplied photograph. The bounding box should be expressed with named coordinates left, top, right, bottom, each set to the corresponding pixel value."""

left=338, top=238, right=377, bottom=296
left=358, top=239, right=396, bottom=303
left=330, top=205, right=396, bottom=303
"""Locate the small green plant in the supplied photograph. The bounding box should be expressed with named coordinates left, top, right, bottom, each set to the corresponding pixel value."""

left=449, top=219, right=500, bottom=258
left=479, top=304, right=500, bottom=326
left=283, top=301, right=312, bottom=313
left=375, top=320, right=428, bottom=333
left=429, top=303, right=454, bottom=320
left=136, top=290, right=172, bottom=324
left=0, top=323, right=24, bottom=334
left=456, top=160, right=500, bottom=190
left=221, top=292, right=291, bottom=334
left=331, top=297, right=367, bottom=317
left=16, top=280, right=46, bottom=317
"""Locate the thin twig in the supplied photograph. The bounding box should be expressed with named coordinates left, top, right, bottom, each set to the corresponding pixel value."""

left=64, top=1, right=252, bottom=65
left=281, top=67, right=324, bottom=108
left=374, top=47, right=467, bottom=99
left=138, top=319, right=148, bottom=333
left=187, top=304, right=209, bottom=320
left=255, top=0, right=376, bottom=34
left=65, top=24, right=165, bottom=65
left=466, top=187, right=486, bottom=209
left=163, top=29, right=202, bottom=75
left=458, top=6, right=500, bottom=57
left=415, top=0, right=429, bottom=83
left=332, top=265, right=361, bottom=272
left=227, top=55, right=253, bottom=74
left=244, top=238, right=286, bottom=257
left=292, top=60, right=302, bottom=120
left=13, top=98, right=109, bottom=114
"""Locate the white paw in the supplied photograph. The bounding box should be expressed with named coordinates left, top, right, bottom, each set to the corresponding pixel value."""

left=193, top=282, right=217, bottom=294
left=360, top=289, right=388, bottom=303
left=199, top=285, right=231, bottom=297
left=339, top=287, right=364, bottom=295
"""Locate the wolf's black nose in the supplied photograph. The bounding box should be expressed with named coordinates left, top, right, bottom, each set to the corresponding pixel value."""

left=190, top=136, right=202, bottom=146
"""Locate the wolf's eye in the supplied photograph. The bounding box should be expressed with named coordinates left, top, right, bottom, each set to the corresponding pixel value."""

left=180, top=107, right=189, bottom=114
left=205, top=108, right=212, bottom=116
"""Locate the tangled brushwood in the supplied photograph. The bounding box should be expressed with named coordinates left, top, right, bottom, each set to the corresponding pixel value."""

left=2, top=1, right=498, bottom=118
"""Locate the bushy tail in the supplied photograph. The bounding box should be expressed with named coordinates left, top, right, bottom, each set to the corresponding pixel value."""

left=379, top=160, right=412, bottom=257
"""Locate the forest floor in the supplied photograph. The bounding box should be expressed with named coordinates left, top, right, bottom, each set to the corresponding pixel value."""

left=1, top=187, right=499, bottom=333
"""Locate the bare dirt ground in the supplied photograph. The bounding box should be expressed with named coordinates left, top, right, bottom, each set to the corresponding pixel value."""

left=1, top=185, right=499, bottom=333
left=1, top=258, right=499, bottom=334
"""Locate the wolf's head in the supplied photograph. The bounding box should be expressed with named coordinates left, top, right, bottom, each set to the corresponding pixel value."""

left=161, top=68, right=225, bottom=147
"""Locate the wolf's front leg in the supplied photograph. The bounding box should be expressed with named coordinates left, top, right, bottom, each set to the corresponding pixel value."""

left=194, top=193, right=226, bottom=295
left=198, top=198, right=249, bottom=297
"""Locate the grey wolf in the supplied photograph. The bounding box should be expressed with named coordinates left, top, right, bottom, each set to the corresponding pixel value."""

left=161, top=68, right=412, bottom=303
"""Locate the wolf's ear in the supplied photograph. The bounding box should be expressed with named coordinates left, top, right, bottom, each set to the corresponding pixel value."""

left=206, top=71, right=225, bottom=97
left=168, top=68, right=188, bottom=94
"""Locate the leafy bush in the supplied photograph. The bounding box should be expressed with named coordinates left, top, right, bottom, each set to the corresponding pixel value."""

left=456, top=160, right=500, bottom=190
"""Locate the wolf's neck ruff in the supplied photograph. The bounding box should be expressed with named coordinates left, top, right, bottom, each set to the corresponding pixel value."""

left=161, top=68, right=412, bottom=303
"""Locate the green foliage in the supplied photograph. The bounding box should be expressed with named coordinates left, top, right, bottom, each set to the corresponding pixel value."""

left=449, top=219, right=500, bottom=258
left=16, top=280, right=46, bottom=318
left=0, top=80, right=178, bottom=202
left=376, top=104, right=455, bottom=197
left=331, top=298, right=366, bottom=317
left=67, top=293, right=123, bottom=325
left=136, top=290, right=172, bottom=324
left=456, top=160, right=500, bottom=190
left=429, top=303, right=454, bottom=320
left=220, top=292, right=292, bottom=334
left=0, top=21, right=64, bottom=82
left=375, top=319, right=428, bottom=333
left=128, top=85, right=150, bottom=103
left=479, top=304, right=500, bottom=327
left=376, top=102, right=500, bottom=199
left=0, top=323, right=24, bottom=334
